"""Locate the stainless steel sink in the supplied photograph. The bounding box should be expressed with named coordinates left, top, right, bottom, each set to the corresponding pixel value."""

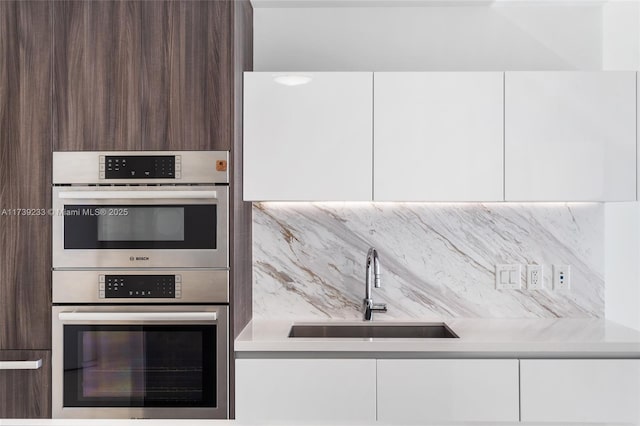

left=288, top=323, right=458, bottom=339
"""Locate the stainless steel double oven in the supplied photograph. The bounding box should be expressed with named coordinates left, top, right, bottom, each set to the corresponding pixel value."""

left=52, top=151, right=229, bottom=419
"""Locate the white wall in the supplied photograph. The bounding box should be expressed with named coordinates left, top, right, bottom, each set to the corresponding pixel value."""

left=605, top=203, right=640, bottom=331
left=602, top=2, right=640, bottom=331
left=254, top=5, right=603, bottom=71
left=603, top=1, right=640, bottom=70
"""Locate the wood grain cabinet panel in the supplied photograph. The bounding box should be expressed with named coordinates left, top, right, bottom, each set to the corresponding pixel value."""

left=0, top=351, right=51, bottom=418
left=0, top=0, right=52, bottom=351
left=54, top=1, right=232, bottom=151
left=140, top=1, right=232, bottom=151
left=53, top=1, right=142, bottom=151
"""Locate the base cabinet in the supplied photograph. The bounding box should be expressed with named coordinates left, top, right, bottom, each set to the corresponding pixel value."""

left=236, top=357, right=640, bottom=424
left=377, top=359, right=519, bottom=424
left=0, top=351, right=51, bottom=418
left=235, top=358, right=376, bottom=424
left=520, top=359, right=640, bottom=424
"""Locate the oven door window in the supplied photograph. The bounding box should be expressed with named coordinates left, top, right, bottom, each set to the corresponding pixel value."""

left=63, top=325, right=216, bottom=407
left=63, top=205, right=216, bottom=249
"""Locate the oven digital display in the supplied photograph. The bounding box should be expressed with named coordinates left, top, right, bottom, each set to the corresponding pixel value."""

left=104, top=155, right=176, bottom=179
left=104, top=275, right=177, bottom=299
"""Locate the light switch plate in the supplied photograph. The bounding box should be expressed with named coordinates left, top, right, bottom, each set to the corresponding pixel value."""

left=553, top=265, right=571, bottom=290
left=495, top=264, right=521, bottom=290
left=527, top=264, right=544, bottom=290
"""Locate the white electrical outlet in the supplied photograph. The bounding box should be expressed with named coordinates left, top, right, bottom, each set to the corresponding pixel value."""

left=553, top=265, right=571, bottom=290
left=495, top=264, right=521, bottom=290
left=527, top=264, right=544, bottom=290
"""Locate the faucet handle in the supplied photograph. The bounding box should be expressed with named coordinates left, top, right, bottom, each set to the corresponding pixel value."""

left=372, top=303, right=387, bottom=313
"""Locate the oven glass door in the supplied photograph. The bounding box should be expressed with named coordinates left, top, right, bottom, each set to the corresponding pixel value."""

left=63, top=325, right=216, bottom=408
left=52, top=186, right=228, bottom=268
left=63, top=205, right=216, bottom=249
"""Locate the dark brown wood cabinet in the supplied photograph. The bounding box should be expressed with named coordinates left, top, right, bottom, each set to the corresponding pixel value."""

left=53, top=1, right=143, bottom=151
left=0, top=351, right=51, bottom=418
left=1, top=0, right=250, bottom=418
left=0, top=0, right=52, bottom=351
left=140, top=1, right=233, bottom=150
left=54, top=1, right=233, bottom=151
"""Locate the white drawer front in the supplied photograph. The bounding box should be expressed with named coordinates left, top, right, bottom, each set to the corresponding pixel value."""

left=521, top=359, right=640, bottom=423
left=377, top=359, right=519, bottom=424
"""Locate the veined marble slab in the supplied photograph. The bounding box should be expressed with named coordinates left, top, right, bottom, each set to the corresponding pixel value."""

left=253, top=202, right=604, bottom=320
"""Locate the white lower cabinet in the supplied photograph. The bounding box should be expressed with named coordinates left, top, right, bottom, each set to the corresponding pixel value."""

left=235, top=358, right=376, bottom=424
left=236, top=357, right=640, bottom=424
left=520, top=359, right=640, bottom=423
left=377, top=359, right=520, bottom=424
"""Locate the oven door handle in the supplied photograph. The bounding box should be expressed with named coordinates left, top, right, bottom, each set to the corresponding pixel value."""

left=0, top=359, right=43, bottom=370
left=58, top=312, right=218, bottom=322
left=57, top=190, right=218, bottom=200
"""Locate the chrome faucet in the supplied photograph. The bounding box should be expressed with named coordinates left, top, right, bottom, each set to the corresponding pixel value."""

left=363, top=247, right=387, bottom=321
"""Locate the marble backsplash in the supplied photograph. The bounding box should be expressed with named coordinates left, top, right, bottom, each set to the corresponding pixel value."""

left=252, top=202, right=604, bottom=320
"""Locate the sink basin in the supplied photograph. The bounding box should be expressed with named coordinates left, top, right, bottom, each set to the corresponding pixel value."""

left=288, top=323, right=458, bottom=339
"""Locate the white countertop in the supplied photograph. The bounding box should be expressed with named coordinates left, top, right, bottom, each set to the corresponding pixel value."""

left=235, top=318, right=640, bottom=357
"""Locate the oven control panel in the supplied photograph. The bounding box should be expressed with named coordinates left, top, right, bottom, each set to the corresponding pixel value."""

left=98, top=275, right=182, bottom=299
left=99, top=155, right=181, bottom=180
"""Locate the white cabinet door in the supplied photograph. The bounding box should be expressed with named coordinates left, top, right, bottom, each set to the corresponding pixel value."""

left=521, top=359, right=640, bottom=423
left=243, top=72, right=373, bottom=201
left=377, top=359, right=519, bottom=424
left=505, top=71, right=636, bottom=201
left=374, top=72, right=504, bottom=201
left=235, top=358, right=376, bottom=424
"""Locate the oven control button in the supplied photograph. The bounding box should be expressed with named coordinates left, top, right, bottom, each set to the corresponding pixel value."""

left=175, top=290, right=182, bottom=298
left=99, top=275, right=105, bottom=283
left=99, top=155, right=105, bottom=163
left=99, top=164, right=105, bottom=171
left=99, top=283, right=105, bottom=291
left=99, top=291, right=105, bottom=299
left=175, top=163, right=181, bottom=171
left=175, top=171, right=181, bottom=179
left=99, top=172, right=105, bottom=179
left=175, top=275, right=182, bottom=283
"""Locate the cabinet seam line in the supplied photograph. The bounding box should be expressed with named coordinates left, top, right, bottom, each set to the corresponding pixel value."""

left=372, top=73, right=375, bottom=202
left=518, top=359, right=522, bottom=422
left=503, top=72, right=506, bottom=202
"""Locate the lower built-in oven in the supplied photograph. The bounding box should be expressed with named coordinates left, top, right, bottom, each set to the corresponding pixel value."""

left=52, top=271, right=228, bottom=419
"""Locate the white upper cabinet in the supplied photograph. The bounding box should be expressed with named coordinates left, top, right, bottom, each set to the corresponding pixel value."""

left=374, top=72, right=504, bottom=201
left=243, top=72, right=373, bottom=201
left=505, top=72, right=637, bottom=201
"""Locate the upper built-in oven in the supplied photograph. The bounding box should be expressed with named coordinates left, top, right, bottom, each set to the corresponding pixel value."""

left=52, top=152, right=228, bottom=269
